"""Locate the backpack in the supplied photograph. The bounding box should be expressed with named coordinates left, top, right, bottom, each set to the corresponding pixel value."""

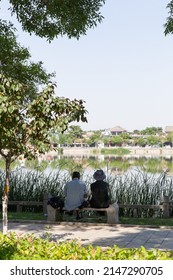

left=47, top=196, right=64, bottom=212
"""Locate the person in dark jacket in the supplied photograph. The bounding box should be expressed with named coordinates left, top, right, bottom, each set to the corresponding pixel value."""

left=89, top=169, right=109, bottom=214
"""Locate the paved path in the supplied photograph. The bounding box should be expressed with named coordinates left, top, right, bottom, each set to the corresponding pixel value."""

left=1, top=221, right=173, bottom=250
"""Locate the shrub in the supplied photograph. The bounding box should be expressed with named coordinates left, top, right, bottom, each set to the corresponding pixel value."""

left=0, top=232, right=173, bottom=260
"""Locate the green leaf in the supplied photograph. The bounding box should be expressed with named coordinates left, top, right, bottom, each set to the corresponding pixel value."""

left=22, top=123, right=27, bottom=129
left=8, top=106, right=14, bottom=113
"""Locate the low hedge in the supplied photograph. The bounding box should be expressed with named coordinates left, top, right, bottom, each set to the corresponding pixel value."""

left=0, top=233, right=173, bottom=260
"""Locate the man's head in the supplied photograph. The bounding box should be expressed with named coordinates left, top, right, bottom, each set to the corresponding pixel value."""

left=72, top=171, right=80, bottom=179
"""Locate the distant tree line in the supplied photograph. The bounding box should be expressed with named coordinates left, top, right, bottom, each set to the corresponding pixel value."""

left=51, top=126, right=173, bottom=148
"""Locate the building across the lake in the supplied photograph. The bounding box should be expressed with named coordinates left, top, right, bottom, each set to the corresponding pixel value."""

left=101, top=126, right=127, bottom=137
left=109, top=126, right=127, bottom=135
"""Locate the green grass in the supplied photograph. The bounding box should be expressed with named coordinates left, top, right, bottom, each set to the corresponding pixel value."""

left=62, top=211, right=107, bottom=223
left=0, top=211, right=46, bottom=220
left=1, top=211, right=173, bottom=226
left=120, top=217, right=173, bottom=227
left=101, top=148, right=130, bottom=155
left=0, top=211, right=106, bottom=223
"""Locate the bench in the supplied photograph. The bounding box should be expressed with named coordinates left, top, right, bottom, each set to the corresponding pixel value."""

left=47, top=203, right=119, bottom=224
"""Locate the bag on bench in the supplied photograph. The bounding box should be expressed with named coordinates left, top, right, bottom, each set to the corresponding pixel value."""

left=47, top=197, right=64, bottom=213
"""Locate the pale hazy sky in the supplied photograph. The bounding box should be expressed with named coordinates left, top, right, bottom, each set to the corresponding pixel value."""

left=1, top=0, right=173, bottom=132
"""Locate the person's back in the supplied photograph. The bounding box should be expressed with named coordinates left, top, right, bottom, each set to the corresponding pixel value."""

left=90, top=169, right=109, bottom=208
left=90, top=180, right=109, bottom=208
left=64, top=171, right=87, bottom=211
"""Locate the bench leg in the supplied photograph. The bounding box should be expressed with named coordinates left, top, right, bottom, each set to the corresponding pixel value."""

left=47, top=205, right=57, bottom=221
left=106, top=204, right=119, bottom=224
left=47, top=205, right=63, bottom=221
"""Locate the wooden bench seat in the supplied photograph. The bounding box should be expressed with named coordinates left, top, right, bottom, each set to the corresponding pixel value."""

left=47, top=203, right=119, bottom=224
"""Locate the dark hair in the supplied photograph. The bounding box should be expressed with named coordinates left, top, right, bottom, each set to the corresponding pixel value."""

left=72, top=171, right=80, bottom=179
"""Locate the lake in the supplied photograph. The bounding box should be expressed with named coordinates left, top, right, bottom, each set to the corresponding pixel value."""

left=1, top=147, right=173, bottom=176
left=20, top=152, right=173, bottom=177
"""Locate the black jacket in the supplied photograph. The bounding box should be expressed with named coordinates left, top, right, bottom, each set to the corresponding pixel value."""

left=90, top=180, right=109, bottom=208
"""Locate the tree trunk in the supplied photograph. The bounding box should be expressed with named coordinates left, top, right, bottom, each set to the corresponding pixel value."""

left=2, top=158, right=11, bottom=234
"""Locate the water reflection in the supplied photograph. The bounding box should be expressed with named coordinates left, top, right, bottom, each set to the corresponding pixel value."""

left=22, top=154, right=173, bottom=175
left=1, top=154, right=173, bottom=175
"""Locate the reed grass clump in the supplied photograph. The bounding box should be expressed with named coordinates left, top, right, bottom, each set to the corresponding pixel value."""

left=107, top=168, right=173, bottom=217
left=0, top=168, right=70, bottom=202
left=109, top=169, right=173, bottom=205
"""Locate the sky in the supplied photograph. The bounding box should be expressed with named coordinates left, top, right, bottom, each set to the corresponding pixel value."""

left=1, top=0, right=173, bottom=132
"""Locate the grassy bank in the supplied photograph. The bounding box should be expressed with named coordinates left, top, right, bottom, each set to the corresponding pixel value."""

left=101, top=148, right=130, bottom=155
left=0, top=211, right=45, bottom=221
left=1, top=211, right=173, bottom=227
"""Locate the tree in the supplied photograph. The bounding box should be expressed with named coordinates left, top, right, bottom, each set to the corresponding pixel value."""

left=146, top=135, right=160, bottom=146
left=102, top=137, right=110, bottom=147
left=68, top=125, right=83, bottom=139
left=164, top=1, right=173, bottom=35
left=0, top=1, right=107, bottom=233
left=134, top=137, right=147, bottom=147
left=121, top=132, right=130, bottom=144
left=86, top=131, right=101, bottom=147
left=4, top=0, right=105, bottom=41
left=0, top=20, right=54, bottom=99
left=110, top=136, right=123, bottom=147
left=58, top=133, right=74, bottom=146
left=0, top=74, right=87, bottom=233
left=133, top=129, right=140, bottom=135
left=141, top=127, right=163, bottom=135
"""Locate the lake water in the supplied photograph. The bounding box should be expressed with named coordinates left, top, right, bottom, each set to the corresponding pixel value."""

left=1, top=150, right=173, bottom=177
left=20, top=153, right=173, bottom=177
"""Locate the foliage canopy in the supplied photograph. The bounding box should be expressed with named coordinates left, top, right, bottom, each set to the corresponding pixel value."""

left=0, top=74, right=87, bottom=162
left=7, top=0, right=105, bottom=41
left=0, top=20, right=54, bottom=98
left=164, top=1, right=173, bottom=35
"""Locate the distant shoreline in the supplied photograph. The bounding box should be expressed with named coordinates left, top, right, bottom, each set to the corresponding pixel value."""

left=60, top=147, right=173, bottom=157
left=1, top=147, right=172, bottom=162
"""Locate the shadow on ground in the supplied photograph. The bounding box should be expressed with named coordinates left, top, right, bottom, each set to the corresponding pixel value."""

left=1, top=221, right=173, bottom=250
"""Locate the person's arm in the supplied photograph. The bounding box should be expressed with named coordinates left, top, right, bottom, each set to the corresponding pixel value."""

left=90, top=184, right=94, bottom=194
left=83, top=184, right=89, bottom=199
left=88, top=184, right=93, bottom=200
